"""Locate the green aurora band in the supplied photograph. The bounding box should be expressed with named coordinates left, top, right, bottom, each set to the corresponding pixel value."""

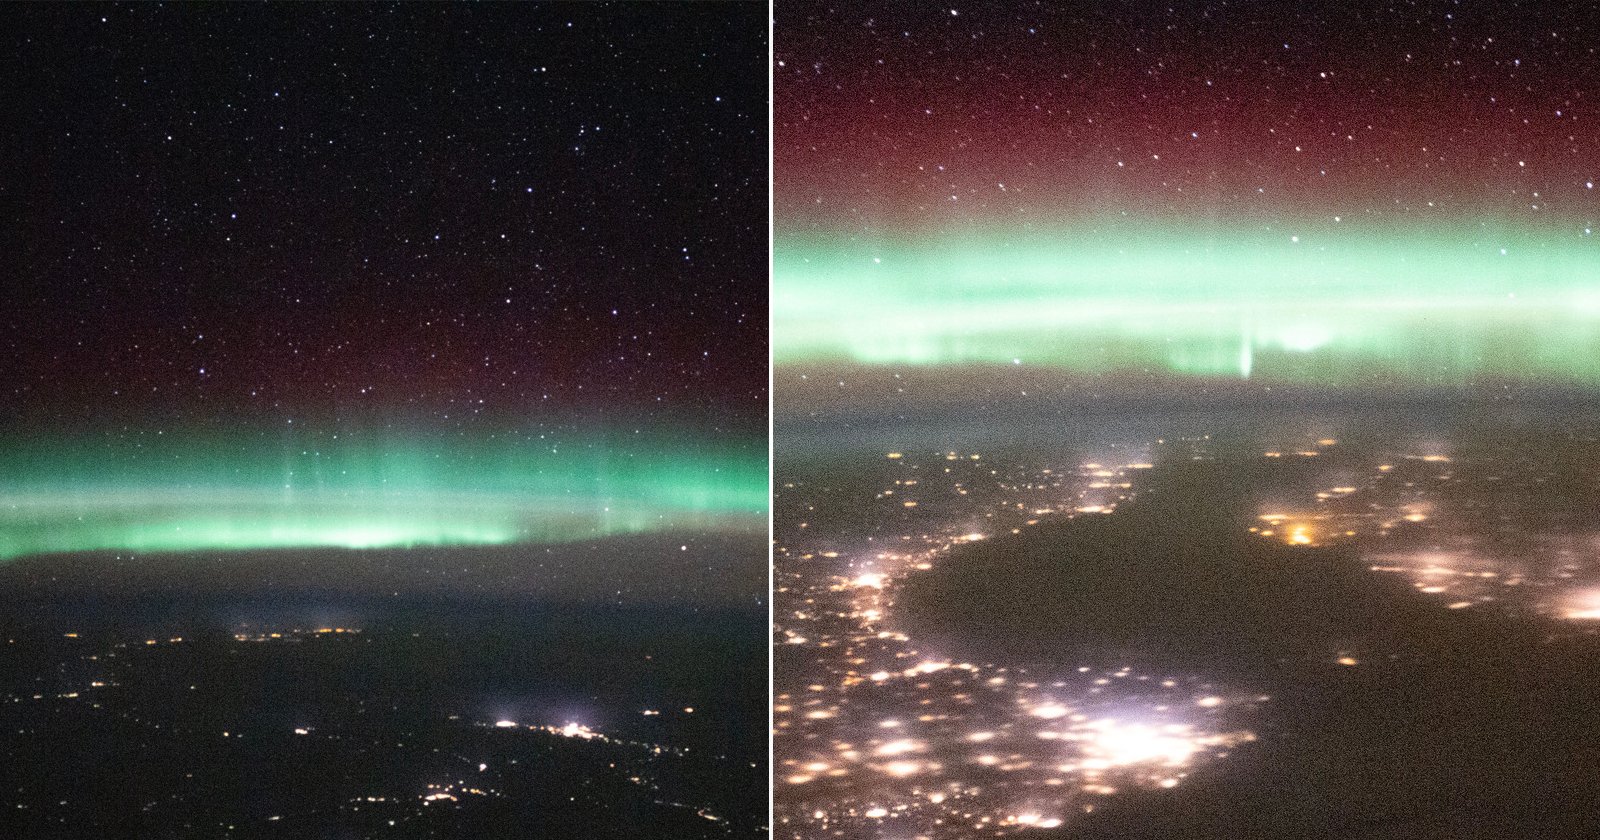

left=774, top=221, right=1600, bottom=384
left=0, top=428, right=765, bottom=561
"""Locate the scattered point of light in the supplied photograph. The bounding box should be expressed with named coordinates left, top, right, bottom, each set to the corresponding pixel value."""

left=558, top=722, right=599, bottom=739
left=1030, top=703, right=1069, bottom=720
left=853, top=572, right=886, bottom=589
left=1561, top=590, right=1600, bottom=620
left=882, top=760, right=923, bottom=777
left=873, top=739, right=920, bottom=759
left=1084, top=720, right=1200, bottom=767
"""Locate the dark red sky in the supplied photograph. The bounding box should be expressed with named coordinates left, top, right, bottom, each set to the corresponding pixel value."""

left=776, top=1, right=1600, bottom=230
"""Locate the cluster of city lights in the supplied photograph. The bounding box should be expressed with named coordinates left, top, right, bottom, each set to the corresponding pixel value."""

left=775, top=448, right=1255, bottom=837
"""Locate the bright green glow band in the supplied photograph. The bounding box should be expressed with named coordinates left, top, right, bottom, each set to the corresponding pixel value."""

left=773, top=222, right=1600, bottom=383
left=0, top=429, right=766, bottom=561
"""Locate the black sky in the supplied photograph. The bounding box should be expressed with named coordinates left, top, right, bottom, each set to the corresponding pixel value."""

left=2, top=2, right=766, bottom=432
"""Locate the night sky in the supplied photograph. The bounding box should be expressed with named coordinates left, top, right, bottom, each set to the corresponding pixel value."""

left=774, top=1, right=1600, bottom=390
left=1, top=3, right=767, bottom=560
left=6, top=2, right=765, bottom=429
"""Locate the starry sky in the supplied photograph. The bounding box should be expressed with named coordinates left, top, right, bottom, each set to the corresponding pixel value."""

left=1, top=3, right=767, bottom=560
left=6, top=2, right=765, bottom=429
left=774, top=1, right=1600, bottom=392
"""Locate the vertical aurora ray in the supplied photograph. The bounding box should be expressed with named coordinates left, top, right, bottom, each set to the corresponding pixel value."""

left=773, top=221, right=1600, bottom=385
left=0, top=426, right=766, bottom=562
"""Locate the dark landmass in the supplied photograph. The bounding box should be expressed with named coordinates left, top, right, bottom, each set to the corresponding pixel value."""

left=0, top=538, right=766, bottom=839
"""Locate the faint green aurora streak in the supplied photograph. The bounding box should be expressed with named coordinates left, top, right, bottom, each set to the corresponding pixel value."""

left=774, top=221, right=1600, bottom=383
left=0, top=428, right=766, bottom=561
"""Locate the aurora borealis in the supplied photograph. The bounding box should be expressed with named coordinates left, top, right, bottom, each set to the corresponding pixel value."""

left=0, top=427, right=766, bottom=562
left=775, top=1, right=1600, bottom=393
left=2, top=6, right=771, bottom=837
left=775, top=219, right=1600, bottom=384
left=2, top=5, right=768, bottom=566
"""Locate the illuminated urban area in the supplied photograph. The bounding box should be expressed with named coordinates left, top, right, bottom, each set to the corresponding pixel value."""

left=774, top=422, right=1600, bottom=837
left=1, top=610, right=763, bottom=837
